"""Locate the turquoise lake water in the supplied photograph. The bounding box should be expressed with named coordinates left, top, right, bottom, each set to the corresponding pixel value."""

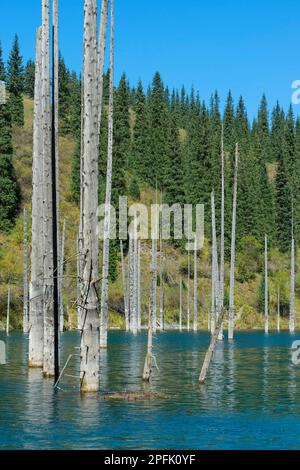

left=0, top=330, right=300, bottom=450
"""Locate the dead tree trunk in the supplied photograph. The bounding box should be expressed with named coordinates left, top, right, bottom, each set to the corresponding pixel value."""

left=137, top=240, right=141, bottom=329
left=97, top=0, right=108, bottom=136
left=6, top=287, right=10, bottom=336
left=228, top=143, right=239, bottom=340
left=120, top=240, right=129, bottom=330
left=290, top=236, right=295, bottom=333
left=100, top=0, right=114, bottom=348
left=128, top=236, right=134, bottom=330
left=42, top=0, right=55, bottom=378
left=187, top=249, right=190, bottom=331
left=151, top=238, right=158, bottom=333
left=29, top=26, right=44, bottom=368
left=179, top=275, right=183, bottom=331
left=264, top=234, right=269, bottom=334
left=23, top=208, right=29, bottom=334
left=211, top=191, right=220, bottom=336
left=219, top=124, right=225, bottom=341
left=277, top=287, right=280, bottom=333
left=159, top=221, right=164, bottom=330
left=59, top=219, right=66, bottom=332
left=143, top=304, right=153, bottom=382
left=79, top=0, right=100, bottom=392
left=193, top=238, right=198, bottom=332
left=199, top=307, right=226, bottom=384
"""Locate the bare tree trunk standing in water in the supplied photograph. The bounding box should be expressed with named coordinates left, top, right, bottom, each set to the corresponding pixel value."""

left=79, top=0, right=100, bottom=392
left=42, top=0, right=55, bottom=378
left=179, top=275, right=183, bottom=331
left=128, top=236, right=134, bottom=330
left=29, top=26, right=44, bottom=368
left=264, top=234, right=269, bottom=334
left=219, top=125, right=225, bottom=341
left=6, top=287, right=10, bottom=336
left=277, top=288, right=280, bottom=333
left=290, top=208, right=295, bottom=333
left=23, top=208, right=29, bottom=334
left=137, top=240, right=141, bottom=329
left=211, top=191, right=219, bottom=335
left=151, top=237, right=158, bottom=333
left=100, top=0, right=114, bottom=348
left=193, top=237, right=198, bottom=332
left=120, top=240, right=129, bottom=330
left=210, top=224, right=215, bottom=334
left=228, top=143, right=239, bottom=340
left=187, top=249, right=190, bottom=331
left=159, top=215, right=164, bottom=330
left=131, top=216, right=138, bottom=334
left=59, top=220, right=66, bottom=332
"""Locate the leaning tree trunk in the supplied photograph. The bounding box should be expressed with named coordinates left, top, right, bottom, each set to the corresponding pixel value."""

left=59, top=219, right=66, bottom=332
left=219, top=125, right=225, bottom=341
left=193, top=238, right=198, bottom=332
left=23, top=208, right=29, bottom=334
left=29, top=26, right=44, bottom=368
left=290, top=236, right=295, bottom=334
left=79, top=0, right=100, bottom=392
left=6, top=287, right=10, bottom=336
left=120, top=240, right=129, bottom=330
left=264, top=234, right=269, bottom=334
left=277, top=287, right=280, bottom=333
left=42, top=0, right=55, bottom=378
left=100, top=0, right=114, bottom=348
left=228, top=143, right=239, bottom=340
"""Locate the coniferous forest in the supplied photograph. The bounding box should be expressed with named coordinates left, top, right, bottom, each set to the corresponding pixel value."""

left=1, top=0, right=300, bottom=453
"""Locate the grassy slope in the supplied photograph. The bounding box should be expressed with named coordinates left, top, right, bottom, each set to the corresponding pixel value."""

left=0, top=97, right=295, bottom=330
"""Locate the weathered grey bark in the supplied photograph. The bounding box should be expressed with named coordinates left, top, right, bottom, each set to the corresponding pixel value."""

left=131, top=217, right=138, bottom=334
left=23, top=208, right=29, bottom=334
left=128, top=236, right=134, bottom=331
left=29, top=26, right=44, bottom=368
left=187, top=250, right=190, bottom=331
left=42, top=0, right=55, bottom=378
left=277, top=288, right=280, bottom=333
left=6, top=287, right=10, bottom=336
left=228, top=143, right=239, bottom=340
left=211, top=191, right=220, bottom=335
left=100, top=0, right=114, bottom=348
left=159, top=221, right=164, bottom=330
left=264, top=234, right=269, bottom=334
left=151, top=237, right=158, bottom=333
left=97, top=0, right=108, bottom=136
left=137, top=240, right=141, bottom=329
left=193, top=238, right=198, bottom=332
left=179, top=275, right=183, bottom=331
left=143, top=303, right=153, bottom=382
left=120, top=240, right=129, bottom=330
left=53, top=0, right=60, bottom=312
left=290, top=236, right=295, bottom=333
left=219, top=125, right=225, bottom=341
left=199, top=307, right=226, bottom=384
left=59, top=219, right=66, bottom=332
left=79, top=0, right=100, bottom=392
left=210, top=245, right=215, bottom=334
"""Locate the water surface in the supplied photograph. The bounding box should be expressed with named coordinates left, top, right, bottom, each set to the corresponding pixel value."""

left=0, top=330, right=300, bottom=450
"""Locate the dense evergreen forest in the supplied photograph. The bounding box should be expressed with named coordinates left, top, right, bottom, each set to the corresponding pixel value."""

left=0, top=33, right=299, bottom=324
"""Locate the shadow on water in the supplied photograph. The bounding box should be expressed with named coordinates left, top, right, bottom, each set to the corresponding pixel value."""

left=0, top=330, right=300, bottom=449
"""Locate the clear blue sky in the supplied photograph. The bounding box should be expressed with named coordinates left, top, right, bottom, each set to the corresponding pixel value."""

left=0, top=0, right=299, bottom=119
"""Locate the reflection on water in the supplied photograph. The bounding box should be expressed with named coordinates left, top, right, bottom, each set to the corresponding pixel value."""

left=0, top=330, right=300, bottom=449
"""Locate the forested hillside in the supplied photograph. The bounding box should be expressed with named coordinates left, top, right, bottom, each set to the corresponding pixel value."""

left=0, top=35, right=299, bottom=330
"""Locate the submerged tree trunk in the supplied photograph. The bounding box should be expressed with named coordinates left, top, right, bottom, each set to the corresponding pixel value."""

left=79, top=0, right=100, bottom=392
left=59, top=219, right=66, bottom=332
left=143, top=303, right=153, bottom=382
left=219, top=125, right=225, bottom=341
left=193, top=238, right=198, bottom=332
left=120, top=240, right=129, bottom=331
left=199, top=307, right=226, bottom=384
left=6, top=287, right=10, bottom=336
left=290, top=236, right=295, bottom=334
left=42, top=0, right=55, bottom=378
left=228, top=143, right=239, bottom=340
left=277, top=288, right=280, bottom=333
left=100, top=0, right=114, bottom=348
left=29, top=26, right=44, bottom=368
left=264, top=234, right=269, bottom=335
left=23, top=208, right=29, bottom=334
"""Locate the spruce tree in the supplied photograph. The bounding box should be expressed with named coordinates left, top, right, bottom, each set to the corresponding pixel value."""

left=0, top=104, right=19, bottom=231
left=131, top=80, right=150, bottom=181
left=6, top=34, right=24, bottom=126
left=0, top=41, right=6, bottom=82
left=23, top=60, right=35, bottom=98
